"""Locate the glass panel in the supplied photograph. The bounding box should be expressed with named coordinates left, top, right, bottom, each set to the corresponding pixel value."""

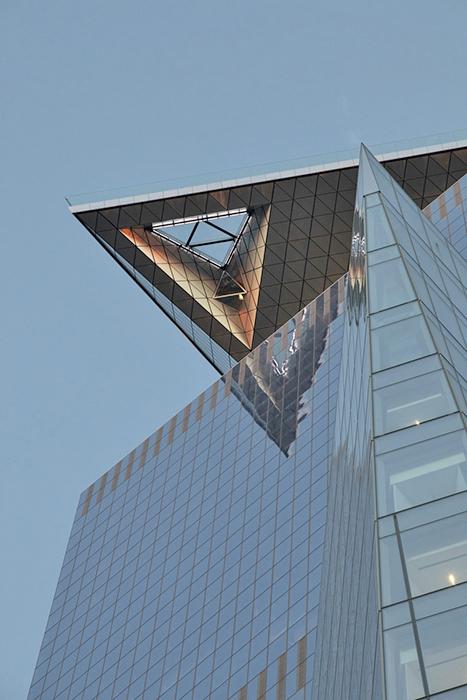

left=358, top=149, right=380, bottom=196
left=418, top=606, right=467, bottom=695
left=383, top=602, right=411, bottom=629
left=379, top=515, right=396, bottom=536
left=384, top=623, right=424, bottom=700
left=396, top=192, right=428, bottom=244
left=375, top=414, right=464, bottom=457
left=368, top=257, right=416, bottom=313
left=413, top=581, right=467, bottom=620
left=372, top=355, right=440, bottom=391
left=384, top=204, right=416, bottom=257
left=423, top=219, right=455, bottom=272
left=380, top=535, right=408, bottom=605
left=442, top=272, right=465, bottom=317
left=428, top=283, right=464, bottom=348
left=368, top=245, right=399, bottom=266
left=371, top=301, right=420, bottom=330
left=376, top=430, right=467, bottom=515
left=414, top=240, right=445, bottom=290
left=366, top=154, right=398, bottom=206
left=365, top=201, right=395, bottom=251
left=373, top=370, right=457, bottom=435
left=371, top=314, right=434, bottom=372
left=402, top=512, right=467, bottom=597
left=365, top=193, right=381, bottom=207
left=442, top=362, right=467, bottom=417
left=398, top=492, right=467, bottom=532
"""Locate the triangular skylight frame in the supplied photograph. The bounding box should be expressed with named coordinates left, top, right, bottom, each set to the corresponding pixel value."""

left=151, top=207, right=251, bottom=266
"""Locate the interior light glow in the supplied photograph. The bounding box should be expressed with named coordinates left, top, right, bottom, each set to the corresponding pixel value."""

left=238, top=293, right=244, bottom=300
left=387, top=394, right=442, bottom=414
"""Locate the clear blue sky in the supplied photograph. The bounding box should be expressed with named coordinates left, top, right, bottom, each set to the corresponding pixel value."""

left=1, top=0, right=466, bottom=697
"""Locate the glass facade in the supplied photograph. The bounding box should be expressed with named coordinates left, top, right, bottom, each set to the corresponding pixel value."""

left=29, top=143, right=466, bottom=699
left=28, top=280, right=348, bottom=700
left=359, top=146, right=467, bottom=700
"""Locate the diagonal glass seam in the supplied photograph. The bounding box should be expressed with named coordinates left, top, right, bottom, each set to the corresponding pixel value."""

left=190, top=238, right=235, bottom=248
left=202, top=219, right=238, bottom=239
left=186, top=220, right=199, bottom=246
left=207, top=211, right=254, bottom=267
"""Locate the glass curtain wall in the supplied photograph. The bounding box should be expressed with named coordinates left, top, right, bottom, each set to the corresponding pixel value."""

left=360, top=146, right=467, bottom=700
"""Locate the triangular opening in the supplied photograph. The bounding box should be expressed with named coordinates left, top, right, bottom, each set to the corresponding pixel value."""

left=213, top=270, right=247, bottom=300
left=153, top=209, right=250, bottom=265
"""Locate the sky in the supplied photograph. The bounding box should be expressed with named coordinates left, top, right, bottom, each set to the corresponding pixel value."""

left=1, top=0, right=466, bottom=697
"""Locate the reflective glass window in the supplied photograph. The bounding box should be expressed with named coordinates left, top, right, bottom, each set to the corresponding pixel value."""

left=383, top=204, right=416, bottom=257
left=373, top=370, right=456, bottom=435
left=371, top=301, right=421, bottom=329
left=428, top=282, right=464, bottom=347
left=371, top=313, right=434, bottom=372
left=369, top=160, right=397, bottom=205
left=412, top=579, right=467, bottom=620
left=419, top=606, right=467, bottom=695
left=402, top=511, right=467, bottom=597
left=368, top=257, right=415, bottom=314
left=373, top=355, right=440, bottom=391
left=383, top=601, right=411, bottom=629
left=384, top=623, right=424, bottom=700
left=396, top=192, right=427, bottom=244
left=381, top=511, right=467, bottom=606
left=379, top=535, right=407, bottom=605
left=376, top=429, right=467, bottom=515
left=365, top=202, right=395, bottom=251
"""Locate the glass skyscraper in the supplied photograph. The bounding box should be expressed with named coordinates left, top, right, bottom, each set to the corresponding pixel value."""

left=29, top=139, right=467, bottom=700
